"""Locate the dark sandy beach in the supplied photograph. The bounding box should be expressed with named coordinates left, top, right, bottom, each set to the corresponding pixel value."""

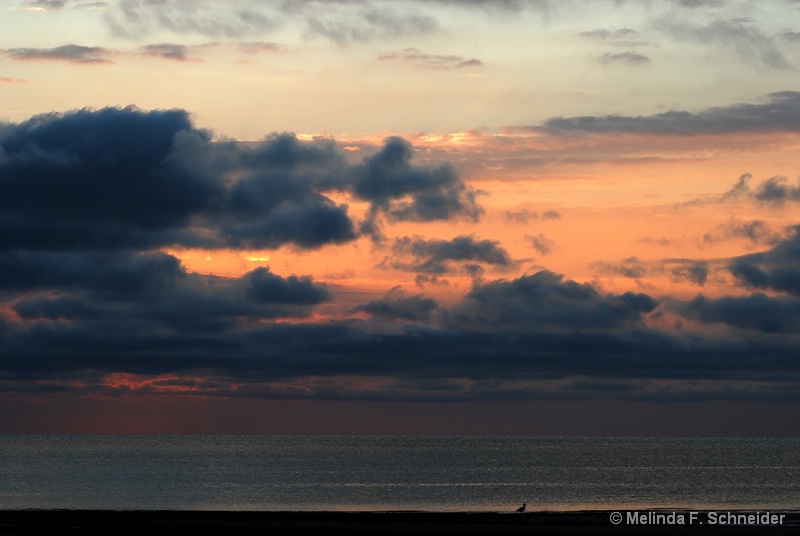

left=1, top=510, right=798, bottom=535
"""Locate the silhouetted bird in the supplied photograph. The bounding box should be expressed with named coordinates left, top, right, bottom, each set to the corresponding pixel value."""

left=516, top=502, right=526, bottom=513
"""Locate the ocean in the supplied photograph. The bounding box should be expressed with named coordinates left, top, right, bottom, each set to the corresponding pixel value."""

left=1, top=436, right=797, bottom=512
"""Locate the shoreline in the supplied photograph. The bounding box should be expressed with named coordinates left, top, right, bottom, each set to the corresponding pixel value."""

left=1, top=509, right=798, bottom=535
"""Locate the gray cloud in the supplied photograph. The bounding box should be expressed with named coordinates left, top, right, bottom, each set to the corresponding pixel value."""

left=4, top=44, right=112, bottom=64
left=387, top=235, right=511, bottom=275
left=598, top=51, right=651, bottom=66
left=753, top=176, right=800, bottom=204
left=728, top=226, right=800, bottom=297
left=702, top=219, right=784, bottom=246
left=345, top=137, right=482, bottom=238
left=592, top=257, right=647, bottom=279
left=24, top=0, right=69, bottom=9
left=681, top=294, right=800, bottom=334
left=446, top=270, right=658, bottom=331
left=542, top=92, right=800, bottom=135
left=656, top=18, right=791, bottom=70
left=0, top=107, right=480, bottom=252
left=142, top=43, right=190, bottom=60
left=306, top=10, right=437, bottom=43
left=378, top=48, right=483, bottom=69
left=526, top=233, right=555, bottom=255
left=107, top=0, right=279, bottom=39
left=350, top=286, right=439, bottom=322
left=672, top=261, right=709, bottom=286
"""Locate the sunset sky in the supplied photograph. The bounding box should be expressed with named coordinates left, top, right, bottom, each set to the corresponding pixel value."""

left=1, top=0, right=799, bottom=435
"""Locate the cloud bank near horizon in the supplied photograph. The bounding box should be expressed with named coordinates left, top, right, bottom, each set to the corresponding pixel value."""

left=0, top=105, right=798, bottom=406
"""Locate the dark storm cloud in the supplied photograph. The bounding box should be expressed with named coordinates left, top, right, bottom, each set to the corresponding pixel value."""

left=728, top=226, right=800, bottom=297
left=0, top=107, right=221, bottom=250
left=2, top=106, right=797, bottom=405
left=681, top=294, right=800, bottom=334
left=350, top=286, right=438, bottom=322
left=387, top=235, right=511, bottom=275
left=2, top=267, right=798, bottom=402
left=4, top=44, right=113, bottom=64
left=347, top=137, right=482, bottom=237
left=246, top=267, right=330, bottom=305
left=0, top=251, right=183, bottom=296
left=445, top=270, right=657, bottom=331
left=7, top=257, right=330, bottom=336
left=1, top=107, right=476, bottom=251
left=541, top=92, right=800, bottom=135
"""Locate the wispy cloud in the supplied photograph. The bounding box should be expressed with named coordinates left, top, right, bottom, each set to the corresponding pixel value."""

left=541, top=92, right=800, bottom=135
left=4, top=44, right=113, bottom=64
left=385, top=235, right=511, bottom=276
left=656, top=18, right=792, bottom=70
left=141, top=43, right=191, bottom=61
left=378, top=48, right=483, bottom=70
left=598, top=51, right=651, bottom=66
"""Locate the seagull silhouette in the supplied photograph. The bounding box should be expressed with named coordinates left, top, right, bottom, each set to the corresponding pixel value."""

left=516, top=502, right=526, bottom=513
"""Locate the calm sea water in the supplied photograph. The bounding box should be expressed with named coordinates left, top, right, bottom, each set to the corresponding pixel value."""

left=0, top=436, right=797, bottom=512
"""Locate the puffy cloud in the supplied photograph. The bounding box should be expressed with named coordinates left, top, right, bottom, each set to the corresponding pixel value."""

left=681, top=294, right=800, bottom=334
left=7, top=257, right=330, bottom=336
left=0, top=107, right=221, bottom=250
left=0, top=107, right=478, bottom=252
left=445, top=270, right=658, bottom=331
left=0, top=251, right=183, bottom=297
left=387, top=235, right=511, bottom=275
left=349, top=137, right=482, bottom=237
left=350, top=286, right=438, bottom=322
left=728, top=227, right=800, bottom=297
left=753, top=176, right=800, bottom=204
left=716, top=174, right=800, bottom=206
left=246, top=267, right=330, bottom=305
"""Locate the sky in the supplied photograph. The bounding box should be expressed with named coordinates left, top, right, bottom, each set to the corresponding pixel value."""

left=1, top=0, right=799, bottom=435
